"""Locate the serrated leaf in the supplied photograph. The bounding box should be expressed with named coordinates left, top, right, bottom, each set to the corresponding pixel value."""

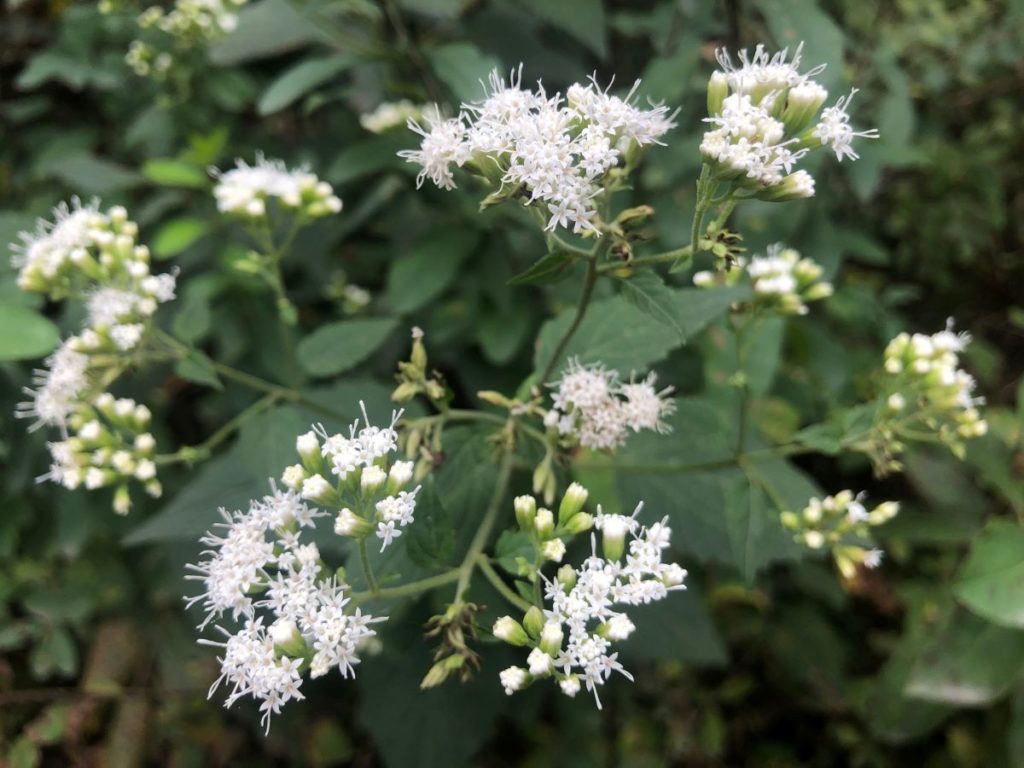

left=296, top=317, right=399, bottom=377
left=174, top=350, right=223, bottom=390
left=0, top=301, right=60, bottom=360
left=258, top=54, right=355, bottom=115
left=618, top=271, right=687, bottom=339
left=386, top=230, right=479, bottom=314
left=508, top=250, right=576, bottom=286
left=405, top=479, right=457, bottom=569
left=954, top=519, right=1024, bottom=628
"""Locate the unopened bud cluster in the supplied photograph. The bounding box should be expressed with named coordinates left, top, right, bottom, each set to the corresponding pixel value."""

left=401, top=66, right=675, bottom=234
left=544, top=360, right=676, bottom=451
left=701, top=43, right=878, bottom=200
left=127, top=0, right=248, bottom=79
left=392, top=327, right=446, bottom=405
left=781, top=491, right=898, bottom=579
left=12, top=201, right=175, bottom=511
left=43, top=395, right=161, bottom=514
left=693, top=243, right=832, bottom=315
left=280, top=403, right=420, bottom=552
left=495, top=502, right=687, bottom=707
left=212, top=155, right=342, bottom=221
left=512, top=483, right=594, bottom=575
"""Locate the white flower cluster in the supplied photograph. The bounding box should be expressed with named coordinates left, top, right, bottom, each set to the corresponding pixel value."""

left=128, top=0, right=248, bottom=78
left=513, top=484, right=595, bottom=572
left=781, top=491, right=899, bottom=579
left=883, top=320, right=988, bottom=442
left=212, top=156, right=343, bottom=220
left=188, top=487, right=383, bottom=732
left=41, top=394, right=161, bottom=514
left=700, top=43, right=878, bottom=199
left=280, top=403, right=420, bottom=552
left=495, top=502, right=687, bottom=707
left=400, top=67, right=676, bottom=233
left=12, top=201, right=175, bottom=511
left=693, top=243, right=832, bottom=315
left=360, top=100, right=427, bottom=134
left=544, top=360, right=675, bottom=451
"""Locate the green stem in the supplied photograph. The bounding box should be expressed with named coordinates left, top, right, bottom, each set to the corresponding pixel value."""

left=359, top=539, right=379, bottom=594
left=596, top=245, right=695, bottom=274
left=690, top=163, right=712, bottom=258
left=732, top=316, right=751, bottom=456
left=477, top=556, right=532, bottom=613
left=408, top=409, right=548, bottom=447
left=154, top=392, right=282, bottom=465
left=540, top=253, right=600, bottom=382
left=712, top=199, right=737, bottom=230
left=350, top=568, right=461, bottom=605
left=454, top=446, right=516, bottom=602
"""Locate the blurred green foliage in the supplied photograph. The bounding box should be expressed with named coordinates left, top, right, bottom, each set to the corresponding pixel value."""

left=1, top=0, right=1023, bottom=765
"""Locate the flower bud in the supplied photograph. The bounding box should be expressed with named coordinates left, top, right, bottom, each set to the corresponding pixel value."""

left=559, top=675, right=581, bottom=697
left=499, top=666, right=529, bottom=695
left=296, top=431, right=323, bottom=473
left=113, top=485, right=132, bottom=515
left=563, top=512, right=594, bottom=535
left=782, top=81, right=828, bottom=133
left=281, top=464, right=307, bottom=490
left=707, top=70, right=729, bottom=116
left=493, top=616, right=530, bottom=646
left=662, top=563, right=688, bottom=588
left=869, top=501, right=900, bottom=525
left=270, top=619, right=307, bottom=657
left=387, top=460, right=414, bottom=493
left=334, top=508, right=373, bottom=538
left=601, top=614, right=636, bottom=641
left=527, top=647, right=553, bottom=677
left=301, top=474, right=339, bottom=506
left=558, top=482, right=589, bottom=525
left=514, top=495, right=537, bottom=530
left=541, top=538, right=566, bottom=563
left=534, top=508, right=555, bottom=538
left=360, top=465, right=387, bottom=495
left=556, top=564, right=576, bottom=591
left=600, top=517, right=630, bottom=562
left=540, top=621, right=564, bottom=655
left=523, top=606, right=545, bottom=639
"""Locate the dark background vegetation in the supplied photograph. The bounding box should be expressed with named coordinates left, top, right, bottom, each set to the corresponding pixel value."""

left=1, top=0, right=1022, bottom=765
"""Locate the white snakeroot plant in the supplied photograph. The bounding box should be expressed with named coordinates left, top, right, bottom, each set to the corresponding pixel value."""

left=495, top=502, right=687, bottom=708
left=400, top=66, right=676, bottom=233
left=544, top=359, right=675, bottom=450
left=127, top=0, right=248, bottom=78
left=187, top=486, right=383, bottom=732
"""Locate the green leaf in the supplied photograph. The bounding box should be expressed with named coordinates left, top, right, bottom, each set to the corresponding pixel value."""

left=30, top=626, right=78, bottom=680
left=426, top=43, right=500, bottom=103
left=507, top=251, right=577, bottom=286
left=405, top=478, right=457, bottom=569
left=258, top=54, right=355, bottom=115
left=386, top=230, right=479, bottom=314
left=142, top=159, right=209, bottom=189
left=41, top=153, right=140, bottom=195
left=754, top=0, right=845, bottom=93
left=617, top=271, right=688, bottom=340
left=23, top=584, right=96, bottom=623
left=520, top=0, right=607, bottom=58
left=327, top=134, right=411, bottom=186
left=0, top=301, right=60, bottom=361
left=209, top=0, right=329, bottom=66
left=905, top=609, right=1024, bottom=706
left=954, top=519, right=1024, bottom=628
left=434, top=426, right=502, bottom=556
left=622, top=582, right=727, bottom=665
left=722, top=471, right=806, bottom=583
left=476, top=304, right=530, bottom=364
left=152, top=217, right=210, bottom=259
left=174, top=350, right=223, bottom=391
left=297, top=317, right=399, bottom=378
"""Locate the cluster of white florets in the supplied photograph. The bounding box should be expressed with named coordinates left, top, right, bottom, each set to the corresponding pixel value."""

left=40, top=394, right=161, bottom=514
left=544, top=360, right=675, bottom=450
left=212, top=156, right=343, bottom=220
left=693, top=243, right=832, bottom=315
left=495, top=502, right=687, bottom=707
left=400, top=67, right=675, bottom=233
left=12, top=201, right=175, bottom=510
left=360, top=100, right=427, bottom=134
left=882, top=320, right=988, bottom=445
left=187, top=486, right=383, bottom=732
left=781, top=491, right=899, bottom=579
left=700, top=43, right=878, bottom=199
left=128, top=0, right=247, bottom=78
left=280, top=403, right=420, bottom=552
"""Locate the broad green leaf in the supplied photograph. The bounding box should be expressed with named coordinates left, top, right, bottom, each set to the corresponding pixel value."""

left=0, top=301, right=60, bottom=361
left=507, top=251, right=577, bottom=286
left=142, top=159, right=209, bottom=189
left=386, top=230, right=479, bottom=314
left=41, top=153, right=140, bottom=195
left=520, top=0, right=607, bottom=58
left=427, top=43, right=500, bottom=103
left=174, top=350, right=223, bottom=391
left=209, top=0, right=329, bottom=66
left=23, top=584, right=96, bottom=623
left=905, top=609, right=1024, bottom=706
left=722, top=471, right=806, bottom=583
left=398, top=0, right=472, bottom=18
left=17, top=52, right=90, bottom=91
left=435, top=425, right=502, bottom=556
left=152, top=217, right=210, bottom=259
left=476, top=303, right=530, bottom=364
left=405, top=478, right=457, bottom=569
left=258, top=54, right=355, bottom=115
left=954, top=519, right=1024, bottom=628
left=296, top=317, right=399, bottom=377
left=327, top=134, right=410, bottom=186
left=623, top=582, right=727, bottom=665
left=30, top=627, right=78, bottom=680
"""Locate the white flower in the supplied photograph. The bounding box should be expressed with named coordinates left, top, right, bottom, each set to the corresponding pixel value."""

left=212, top=155, right=342, bottom=220
left=541, top=538, right=567, bottom=563
left=619, top=373, right=676, bottom=433
left=527, top=647, right=554, bottom=676
left=16, top=342, right=90, bottom=430
left=499, top=666, right=529, bottom=695
left=813, top=89, right=880, bottom=162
